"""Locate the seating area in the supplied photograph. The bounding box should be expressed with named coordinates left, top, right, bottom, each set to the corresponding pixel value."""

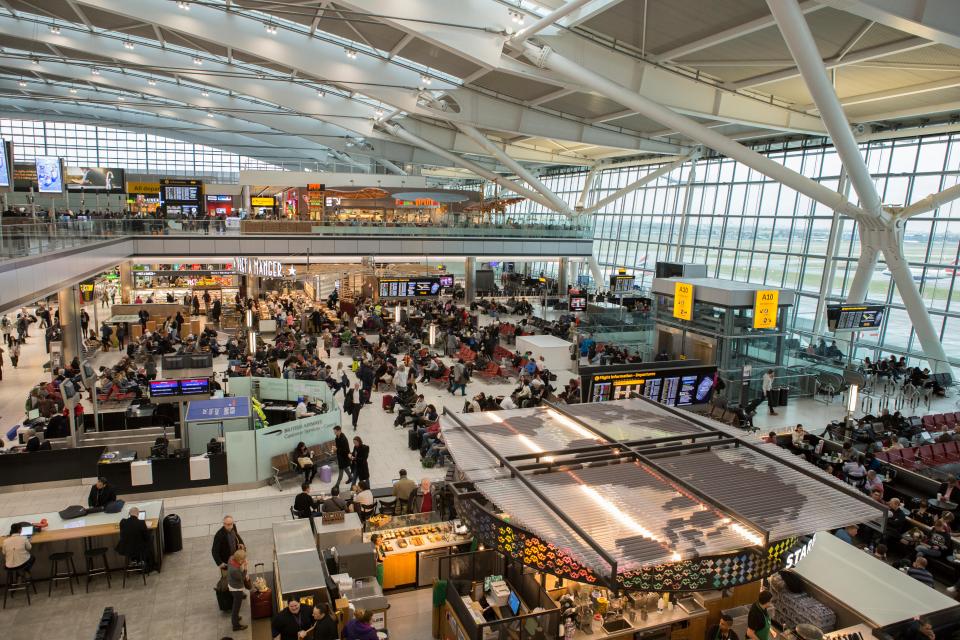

left=921, top=411, right=960, bottom=432
left=269, top=441, right=337, bottom=490
left=875, top=441, right=960, bottom=471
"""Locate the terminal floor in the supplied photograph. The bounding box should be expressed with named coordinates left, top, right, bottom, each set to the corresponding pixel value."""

left=2, top=306, right=959, bottom=637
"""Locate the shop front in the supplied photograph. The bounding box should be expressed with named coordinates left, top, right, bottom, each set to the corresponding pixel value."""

left=131, top=263, right=239, bottom=313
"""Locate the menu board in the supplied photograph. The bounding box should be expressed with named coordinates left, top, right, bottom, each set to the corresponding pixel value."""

left=582, top=364, right=716, bottom=405
left=569, top=295, right=587, bottom=312
left=149, top=380, right=180, bottom=398
left=378, top=277, right=442, bottom=298
left=610, top=274, right=635, bottom=292
left=826, top=304, right=885, bottom=332
left=179, top=378, right=210, bottom=396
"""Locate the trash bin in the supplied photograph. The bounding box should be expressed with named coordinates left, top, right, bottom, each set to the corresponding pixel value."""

left=778, top=386, right=789, bottom=407
left=163, top=514, right=183, bottom=553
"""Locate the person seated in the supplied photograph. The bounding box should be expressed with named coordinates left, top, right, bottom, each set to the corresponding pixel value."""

left=116, top=507, right=155, bottom=572
left=791, top=424, right=806, bottom=447
left=842, top=456, right=867, bottom=485
left=322, top=487, right=348, bottom=513
left=906, top=555, right=934, bottom=588
left=295, top=397, right=314, bottom=419
left=863, top=469, right=884, bottom=497
left=292, top=441, right=315, bottom=484
left=350, top=480, right=374, bottom=513
left=910, top=499, right=936, bottom=527
left=937, top=475, right=960, bottom=503
left=24, top=428, right=41, bottom=452
left=915, top=518, right=952, bottom=558
left=88, top=477, right=117, bottom=510
left=884, top=498, right=909, bottom=543
left=834, top=524, right=859, bottom=545
left=294, top=482, right=319, bottom=519
left=393, top=469, right=417, bottom=504
left=3, top=523, right=35, bottom=574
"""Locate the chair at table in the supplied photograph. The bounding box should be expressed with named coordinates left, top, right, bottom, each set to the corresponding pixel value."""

left=377, top=496, right=398, bottom=516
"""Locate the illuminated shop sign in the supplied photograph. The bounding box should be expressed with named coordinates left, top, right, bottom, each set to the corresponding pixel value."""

left=233, top=257, right=284, bottom=278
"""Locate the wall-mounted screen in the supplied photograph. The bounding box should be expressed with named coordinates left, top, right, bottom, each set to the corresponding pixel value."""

left=610, top=274, right=635, bottom=293
left=149, top=380, right=180, bottom=398
left=66, top=166, right=125, bottom=193
left=826, top=304, right=886, bottom=332
left=439, top=275, right=454, bottom=288
left=569, top=295, right=587, bottom=312
left=179, top=378, right=210, bottom=396
left=35, top=157, right=64, bottom=193
left=580, top=363, right=716, bottom=406
left=0, top=140, right=10, bottom=188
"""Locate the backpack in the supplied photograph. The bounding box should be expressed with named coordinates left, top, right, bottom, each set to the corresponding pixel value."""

left=59, top=505, right=88, bottom=520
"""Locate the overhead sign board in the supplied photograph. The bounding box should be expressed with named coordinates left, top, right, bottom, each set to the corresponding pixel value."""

left=378, top=277, right=442, bottom=298
left=673, top=281, right=693, bottom=321
left=753, top=289, right=779, bottom=329
left=610, top=274, right=635, bottom=293
left=251, top=197, right=275, bottom=207
left=233, top=256, right=284, bottom=278
left=826, top=304, right=885, bottom=332
left=186, top=396, right=251, bottom=422
left=126, top=181, right=160, bottom=195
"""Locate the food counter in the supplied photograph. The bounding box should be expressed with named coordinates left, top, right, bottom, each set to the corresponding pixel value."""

left=363, top=513, right=472, bottom=589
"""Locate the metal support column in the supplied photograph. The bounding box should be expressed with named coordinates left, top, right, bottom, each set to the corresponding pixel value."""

left=118, top=261, right=133, bottom=304
left=670, top=156, right=698, bottom=263
left=57, top=284, right=83, bottom=367
left=240, top=185, right=251, bottom=216
left=813, top=170, right=850, bottom=338
left=558, top=257, right=569, bottom=294
left=464, top=257, right=476, bottom=303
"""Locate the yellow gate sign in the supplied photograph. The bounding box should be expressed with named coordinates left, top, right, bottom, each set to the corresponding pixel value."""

left=753, top=289, right=779, bottom=329
left=674, top=281, right=694, bottom=320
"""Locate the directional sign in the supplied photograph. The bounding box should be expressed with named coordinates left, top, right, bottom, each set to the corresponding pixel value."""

left=753, top=289, right=779, bottom=329
left=673, top=281, right=694, bottom=321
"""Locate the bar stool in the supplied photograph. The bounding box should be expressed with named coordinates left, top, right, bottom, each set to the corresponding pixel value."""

left=83, top=547, right=111, bottom=592
left=3, top=567, right=36, bottom=608
left=121, top=557, right=147, bottom=588
left=48, top=551, right=79, bottom=596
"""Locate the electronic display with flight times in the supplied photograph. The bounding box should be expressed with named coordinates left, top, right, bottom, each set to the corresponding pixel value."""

left=826, top=304, right=885, bottom=332
left=378, top=277, right=442, bottom=298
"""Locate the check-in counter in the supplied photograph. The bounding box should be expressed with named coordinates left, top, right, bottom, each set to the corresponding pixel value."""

left=0, top=445, right=105, bottom=488
left=98, top=452, right=227, bottom=493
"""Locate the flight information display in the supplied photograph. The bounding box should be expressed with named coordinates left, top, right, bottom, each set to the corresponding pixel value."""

left=569, top=295, right=587, bottom=312
left=149, top=380, right=180, bottom=398
left=179, top=378, right=210, bottom=396
left=582, top=364, right=716, bottom=406
left=163, top=185, right=200, bottom=202
left=826, top=304, right=885, bottom=332
left=378, top=277, right=442, bottom=298
left=610, top=274, right=635, bottom=292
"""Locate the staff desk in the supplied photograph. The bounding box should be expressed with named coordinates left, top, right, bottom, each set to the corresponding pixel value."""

left=0, top=499, right=166, bottom=578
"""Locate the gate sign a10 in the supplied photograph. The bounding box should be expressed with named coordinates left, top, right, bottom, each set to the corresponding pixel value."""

left=753, top=289, right=779, bottom=329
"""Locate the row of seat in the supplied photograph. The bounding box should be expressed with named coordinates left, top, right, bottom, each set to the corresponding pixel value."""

left=4, top=547, right=145, bottom=609
left=921, top=411, right=960, bottom=431
left=875, top=440, right=960, bottom=470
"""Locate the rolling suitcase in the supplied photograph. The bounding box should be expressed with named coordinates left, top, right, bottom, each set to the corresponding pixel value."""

left=215, top=573, right=232, bottom=612
left=250, top=563, right=273, bottom=619
left=408, top=428, right=421, bottom=451
left=318, top=464, right=332, bottom=483
left=382, top=394, right=396, bottom=413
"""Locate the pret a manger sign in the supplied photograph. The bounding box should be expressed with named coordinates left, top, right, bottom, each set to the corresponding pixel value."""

left=233, top=257, right=283, bottom=278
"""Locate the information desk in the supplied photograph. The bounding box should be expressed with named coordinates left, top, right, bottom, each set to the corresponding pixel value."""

left=98, top=452, right=227, bottom=493
left=0, top=445, right=105, bottom=488
left=0, top=499, right=165, bottom=577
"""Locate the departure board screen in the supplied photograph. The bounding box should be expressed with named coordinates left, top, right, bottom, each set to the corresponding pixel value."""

left=826, top=304, right=885, bottom=332
left=582, top=364, right=716, bottom=406
left=378, top=277, right=442, bottom=298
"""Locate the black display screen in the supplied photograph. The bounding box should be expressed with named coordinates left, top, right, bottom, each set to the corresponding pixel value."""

left=826, top=304, right=885, bottom=332
left=582, top=364, right=716, bottom=405
left=439, top=275, right=454, bottom=288
left=378, top=277, right=442, bottom=298
left=179, top=378, right=210, bottom=395
left=610, top=274, right=635, bottom=292
left=149, top=380, right=180, bottom=397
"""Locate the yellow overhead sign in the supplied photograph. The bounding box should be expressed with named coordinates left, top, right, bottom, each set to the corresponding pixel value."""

left=753, top=289, right=779, bottom=329
left=673, top=281, right=693, bottom=321
left=125, top=181, right=160, bottom=195
left=251, top=197, right=275, bottom=207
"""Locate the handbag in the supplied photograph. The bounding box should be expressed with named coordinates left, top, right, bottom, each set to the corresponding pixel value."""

left=298, top=456, right=314, bottom=467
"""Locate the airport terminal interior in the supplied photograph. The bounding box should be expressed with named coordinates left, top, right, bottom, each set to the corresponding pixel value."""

left=2, top=1, right=960, bottom=639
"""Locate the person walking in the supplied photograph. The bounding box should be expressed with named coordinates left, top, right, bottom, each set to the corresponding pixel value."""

left=10, top=339, right=20, bottom=368
left=344, top=382, right=363, bottom=430
left=1, top=315, right=11, bottom=347
left=761, top=369, right=777, bottom=416
left=449, top=359, right=468, bottom=396
left=80, top=309, right=90, bottom=337
left=351, top=435, right=370, bottom=486
left=227, top=548, right=249, bottom=632
left=333, top=425, right=351, bottom=491
left=212, top=516, right=246, bottom=573
left=116, top=322, right=127, bottom=350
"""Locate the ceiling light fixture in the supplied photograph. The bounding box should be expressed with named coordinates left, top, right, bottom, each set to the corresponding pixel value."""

left=30, top=57, right=39, bottom=65
left=177, top=1, right=190, bottom=9
left=118, top=95, right=125, bottom=101
left=69, top=87, right=78, bottom=94
left=124, top=40, right=135, bottom=50
left=509, top=9, right=525, bottom=24
left=420, top=73, right=432, bottom=86
left=18, top=79, right=27, bottom=87
left=344, top=48, right=357, bottom=59
left=207, top=111, right=215, bottom=118
left=317, top=89, right=325, bottom=98
left=148, top=78, right=157, bottom=85
left=91, top=68, right=100, bottom=75
left=201, top=90, right=209, bottom=96
left=265, top=23, right=277, bottom=35
left=49, top=24, right=61, bottom=34
left=193, top=57, right=203, bottom=65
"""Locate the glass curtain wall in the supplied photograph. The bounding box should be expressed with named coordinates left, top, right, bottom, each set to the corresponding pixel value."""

left=506, top=133, right=960, bottom=366
left=0, top=118, right=282, bottom=177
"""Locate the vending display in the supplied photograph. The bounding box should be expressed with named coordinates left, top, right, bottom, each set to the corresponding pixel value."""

left=378, top=277, right=442, bottom=298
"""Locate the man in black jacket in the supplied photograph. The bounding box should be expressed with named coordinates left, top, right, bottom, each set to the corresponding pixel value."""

left=211, top=515, right=245, bottom=568
left=332, top=425, right=351, bottom=491
left=117, top=507, right=155, bottom=571
left=293, top=483, right=318, bottom=519
left=88, top=478, right=117, bottom=509
left=271, top=599, right=313, bottom=640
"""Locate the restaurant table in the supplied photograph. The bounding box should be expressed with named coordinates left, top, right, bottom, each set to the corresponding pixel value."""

left=0, top=499, right=166, bottom=578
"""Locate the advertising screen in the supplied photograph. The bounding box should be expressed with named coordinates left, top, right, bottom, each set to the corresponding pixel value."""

left=378, top=277, right=442, bottom=298
left=581, top=364, right=716, bottom=406
left=439, top=275, right=454, bottom=288
left=66, top=166, right=125, bottom=192
left=149, top=380, right=180, bottom=398
left=179, top=378, right=210, bottom=396
left=35, top=157, right=64, bottom=193
left=0, top=140, right=10, bottom=188
left=826, top=304, right=886, bottom=332
left=569, top=295, right=587, bottom=312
